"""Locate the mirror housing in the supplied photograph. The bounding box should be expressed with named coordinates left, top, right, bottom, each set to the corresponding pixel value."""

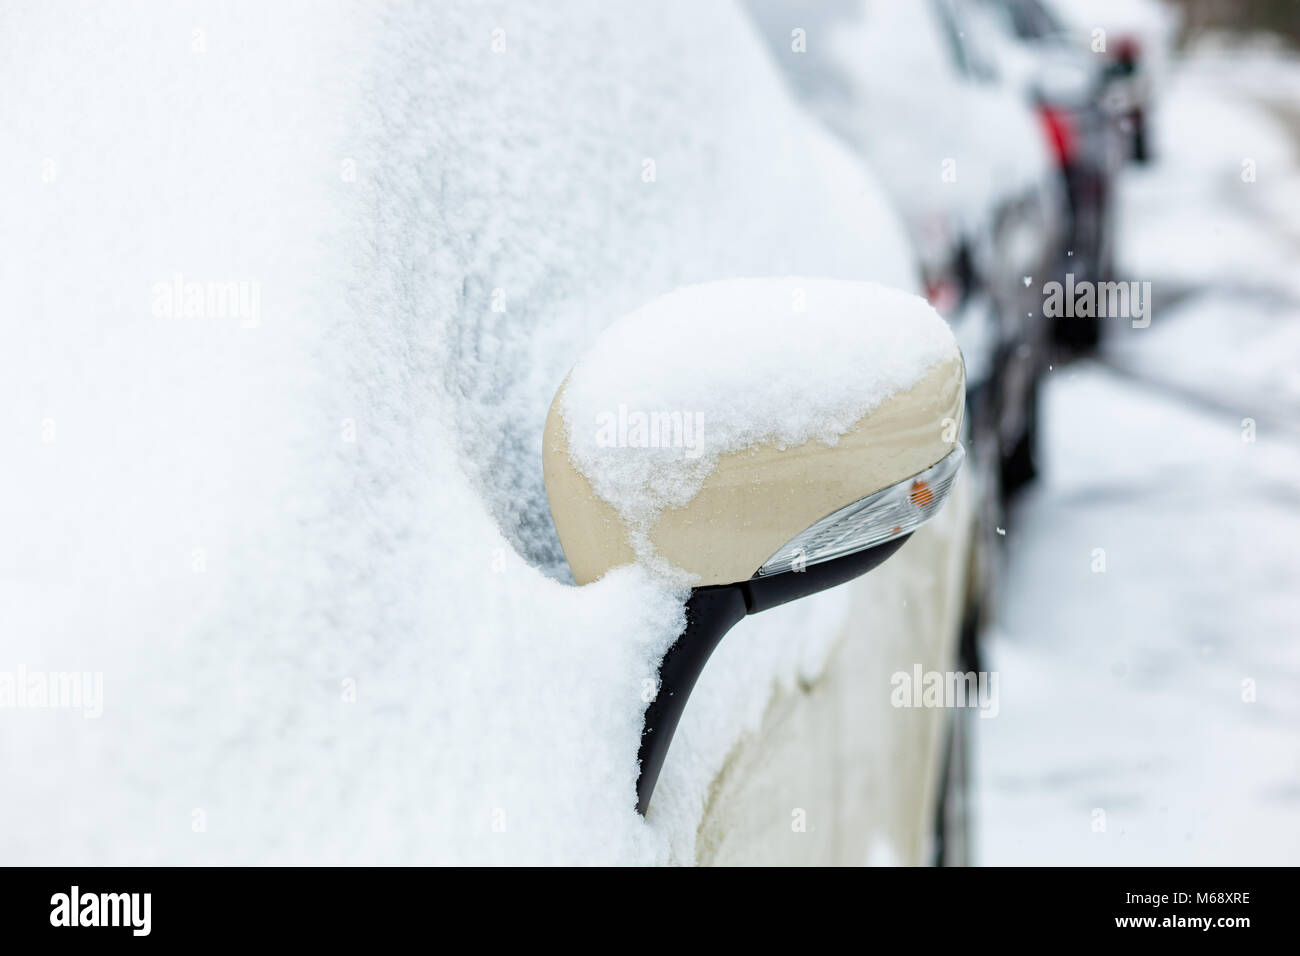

left=545, top=360, right=964, bottom=587
left=541, top=278, right=966, bottom=812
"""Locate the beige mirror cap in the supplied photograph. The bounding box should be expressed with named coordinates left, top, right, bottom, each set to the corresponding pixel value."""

left=544, top=355, right=964, bottom=587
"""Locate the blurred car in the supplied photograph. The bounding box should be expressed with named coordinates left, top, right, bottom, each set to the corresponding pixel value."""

left=1102, top=31, right=1153, bottom=162
left=744, top=0, right=1062, bottom=500
left=962, top=0, right=1127, bottom=348
left=1042, top=0, right=1180, bottom=165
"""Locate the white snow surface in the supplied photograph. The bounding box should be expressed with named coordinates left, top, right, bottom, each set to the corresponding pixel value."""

left=1115, top=59, right=1300, bottom=297
left=561, top=278, right=955, bottom=568
left=746, top=0, right=1055, bottom=240
left=0, top=1, right=917, bottom=863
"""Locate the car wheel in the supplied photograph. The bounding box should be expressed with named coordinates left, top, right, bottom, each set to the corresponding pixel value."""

left=1131, top=108, right=1150, bottom=163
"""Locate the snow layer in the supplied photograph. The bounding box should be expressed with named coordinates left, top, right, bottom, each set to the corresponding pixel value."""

left=745, top=0, right=1055, bottom=241
left=1115, top=60, right=1300, bottom=297
left=1, top=1, right=917, bottom=863
left=978, top=364, right=1300, bottom=864
left=561, top=278, right=955, bottom=564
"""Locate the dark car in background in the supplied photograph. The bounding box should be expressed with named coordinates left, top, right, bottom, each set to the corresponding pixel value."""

left=962, top=0, right=1128, bottom=348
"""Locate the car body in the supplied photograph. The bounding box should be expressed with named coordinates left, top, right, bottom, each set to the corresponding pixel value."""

left=5, top=0, right=983, bottom=865
left=964, top=0, right=1128, bottom=346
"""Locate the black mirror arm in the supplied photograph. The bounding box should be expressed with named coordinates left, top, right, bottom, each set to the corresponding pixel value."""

left=634, top=534, right=912, bottom=815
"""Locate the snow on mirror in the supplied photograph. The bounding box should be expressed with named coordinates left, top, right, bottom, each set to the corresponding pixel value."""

left=541, top=277, right=967, bottom=814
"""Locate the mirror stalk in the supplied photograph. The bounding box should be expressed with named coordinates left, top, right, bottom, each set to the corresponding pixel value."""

left=635, top=534, right=912, bottom=815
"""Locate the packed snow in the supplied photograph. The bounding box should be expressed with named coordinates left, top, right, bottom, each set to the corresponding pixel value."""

left=1114, top=63, right=1299, bottom=296
left=0, top=1, right=919, bottom=863
left=560, top=278, right=955, bottom=566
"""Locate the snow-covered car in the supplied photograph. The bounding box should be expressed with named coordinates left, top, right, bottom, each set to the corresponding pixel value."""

left=962, top=0, right=1126, bottom=348
left=1041, top=0, right=1180, bottom=164
left=744, top=0, right=1061, bottom=497
left=3, top=0, right=983, bottom=865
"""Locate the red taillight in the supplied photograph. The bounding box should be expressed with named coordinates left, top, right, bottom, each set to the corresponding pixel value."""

left=924, top=277, right=959, bottom=316
left=1039, top=105, right=1077, bottom=166
left=1114, top=34, right=1140, bottom=65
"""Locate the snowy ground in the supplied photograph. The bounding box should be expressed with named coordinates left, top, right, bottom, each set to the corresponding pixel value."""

left=976, top=50, right=1300, bottom=864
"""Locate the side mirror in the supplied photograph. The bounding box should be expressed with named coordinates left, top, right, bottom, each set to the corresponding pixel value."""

left=542, top=278, right=966, bottom=814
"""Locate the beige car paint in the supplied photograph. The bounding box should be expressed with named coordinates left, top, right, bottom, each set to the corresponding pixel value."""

left=544, top=356, right=965, bottom=587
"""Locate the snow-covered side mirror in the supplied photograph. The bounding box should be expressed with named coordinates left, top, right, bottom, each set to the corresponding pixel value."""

left=542, top=279, right=966, bottom=814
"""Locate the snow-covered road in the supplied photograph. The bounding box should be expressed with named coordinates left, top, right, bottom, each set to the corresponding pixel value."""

left=976, top=50, right=1300, bottom=864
